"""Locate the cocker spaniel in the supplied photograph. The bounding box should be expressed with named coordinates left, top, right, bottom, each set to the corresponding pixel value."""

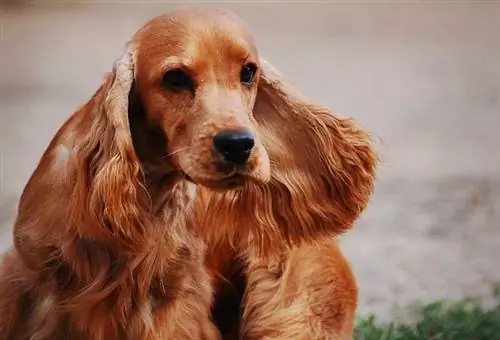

left=0, top=8, right=377, bottom=340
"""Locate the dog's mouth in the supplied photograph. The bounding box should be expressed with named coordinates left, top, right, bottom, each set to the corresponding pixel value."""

left=218, top=173, right=246, bottom=188
left=181, top=171, right=247, bottom=190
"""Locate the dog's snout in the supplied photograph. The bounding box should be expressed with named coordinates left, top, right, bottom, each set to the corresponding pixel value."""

left=213, top=130, right=255, bottom=165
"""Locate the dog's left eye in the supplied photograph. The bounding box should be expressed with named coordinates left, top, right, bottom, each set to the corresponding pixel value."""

left=240, top=63, right=257, bottom=85
left=162, top=69, right=194, bottom=92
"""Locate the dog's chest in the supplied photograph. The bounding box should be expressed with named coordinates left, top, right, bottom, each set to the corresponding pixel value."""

left=47, top=246, right=189, bottom=338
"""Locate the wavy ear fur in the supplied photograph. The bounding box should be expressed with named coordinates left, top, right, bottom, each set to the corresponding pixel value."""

left=68, top=46, right=148, bottom=252
left=200, top=59, right=377, bottom=256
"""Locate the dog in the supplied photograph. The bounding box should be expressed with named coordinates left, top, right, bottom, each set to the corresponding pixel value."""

left=0, top=8, right=377, bottom=340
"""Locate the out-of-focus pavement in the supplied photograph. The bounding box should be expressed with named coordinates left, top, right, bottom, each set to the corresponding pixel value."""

left=1, top=1, right=499, bottom=320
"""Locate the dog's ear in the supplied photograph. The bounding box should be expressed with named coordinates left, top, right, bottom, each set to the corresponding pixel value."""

left=199, top=59, right=377, bottom=256
left=254, top=58, right=377, bottom=234
left=68, top=44, right=148, bottom=251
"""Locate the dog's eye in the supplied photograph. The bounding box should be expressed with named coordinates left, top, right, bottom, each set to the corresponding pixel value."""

left=240, top=63, right=257, bottom=85
left=162, top=69, right=194, bottom=92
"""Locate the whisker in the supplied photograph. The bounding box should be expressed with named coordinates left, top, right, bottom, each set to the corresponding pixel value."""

left=159, top=146, right=192, bottom=160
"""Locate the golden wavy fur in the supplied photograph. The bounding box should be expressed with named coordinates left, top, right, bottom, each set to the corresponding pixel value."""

left=199, top=59, right=376, bottom=253
left=199, top=62, right=377, bottom=339
left=0, top=8, right=377, bottom=340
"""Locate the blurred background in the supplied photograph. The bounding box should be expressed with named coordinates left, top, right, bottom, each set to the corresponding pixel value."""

left=1, top=0, right=499, bottom=322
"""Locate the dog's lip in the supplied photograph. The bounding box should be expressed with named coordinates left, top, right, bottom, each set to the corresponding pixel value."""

left=222, top=173, right=243, bottom=180
left=214, top=173, right=246, bottom=189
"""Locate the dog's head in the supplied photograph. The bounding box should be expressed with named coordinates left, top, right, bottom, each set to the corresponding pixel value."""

left=123, top=9, right=270, bottom=190
left=66, top=9, right=376, bottom=253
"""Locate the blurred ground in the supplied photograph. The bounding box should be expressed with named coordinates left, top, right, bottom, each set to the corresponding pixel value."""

left=1, top=1, right=499, bottom=321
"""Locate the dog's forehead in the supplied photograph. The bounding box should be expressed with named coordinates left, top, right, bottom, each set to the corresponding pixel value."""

left=134, top=10, right=258, bottom=80
left=135, top=9, right=255, bottom=52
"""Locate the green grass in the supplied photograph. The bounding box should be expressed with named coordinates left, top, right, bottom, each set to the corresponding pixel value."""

left=354, top=287, right=500, bottom=340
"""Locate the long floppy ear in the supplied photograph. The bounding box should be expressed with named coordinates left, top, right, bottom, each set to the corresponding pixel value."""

left=199, top=59, right=377, bottom=256
left=68, top=45, right=148, bottom=252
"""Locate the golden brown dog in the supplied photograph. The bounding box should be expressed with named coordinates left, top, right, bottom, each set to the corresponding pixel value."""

left=0, top=8, right=376, bottom=340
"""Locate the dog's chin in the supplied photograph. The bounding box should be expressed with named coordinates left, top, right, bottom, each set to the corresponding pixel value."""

left=182, top=171, right=267, bottom=191
left=203, top=174, right=247, bottom=191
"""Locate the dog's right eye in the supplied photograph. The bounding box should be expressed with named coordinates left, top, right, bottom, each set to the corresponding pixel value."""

left=162, top=69, right=194, bottom=92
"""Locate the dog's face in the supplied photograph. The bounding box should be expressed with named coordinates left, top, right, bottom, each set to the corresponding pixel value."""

left=131, top=9, right=270, bottom=189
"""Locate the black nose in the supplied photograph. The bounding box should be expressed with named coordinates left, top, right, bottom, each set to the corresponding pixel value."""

left=213, top=130, right=255, bottom=165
